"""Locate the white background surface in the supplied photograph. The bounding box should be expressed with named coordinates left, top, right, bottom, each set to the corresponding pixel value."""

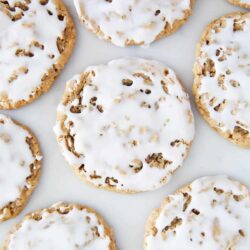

left=0, top=0, right=250, bottom=249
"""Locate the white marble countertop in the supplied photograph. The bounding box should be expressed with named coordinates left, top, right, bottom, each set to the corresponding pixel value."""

left=1, top=0, right=249, bottom=249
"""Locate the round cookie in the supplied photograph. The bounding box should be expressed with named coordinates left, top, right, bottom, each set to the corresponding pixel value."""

left=3, top=202, right=116, bottom=250
left=0, top=114, right=42, bottom=222
left=193, top=12, right=250, bottom=147
left=144, top=175, right=250, bottom=250
left=54, top=57, right=195, bottom=193
left=228, top=0, right=250, bottom=9
left=74, top=0, right=195, bottom=47
left=0, top=0, right=75, bottom=109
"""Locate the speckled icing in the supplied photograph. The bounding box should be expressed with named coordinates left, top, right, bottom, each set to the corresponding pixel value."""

left=145, top=175, right=250, bottom=250
left=194, top=13, right=250, bottom=135
left=0, top=0, right=66, bottom=103
left=74, top=0, right=192, bottom=47
left=54, top=58, right=195, bottom=192
left=7, top=204, right=111, bottom=250
left=0, top=114, right=40, bottom=215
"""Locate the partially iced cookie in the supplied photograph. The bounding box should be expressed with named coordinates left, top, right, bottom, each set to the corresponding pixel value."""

left=0, top=114, right=42, bottom=222
left=54, top=58, right=195, bottom=193
left=193, top=12, right=250, bottom=147
left=74, top=0, right=195, bottom=47
left=144, top=175, right=250, bottom=250
left=0, top=0, right=75, bottom=109
left=3, top=203, right=116, bottom=250
left=228, top=0, right=250, bottom=9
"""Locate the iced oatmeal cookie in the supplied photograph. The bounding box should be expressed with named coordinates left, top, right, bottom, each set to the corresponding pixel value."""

left=74, top=0, right=195, bottom=47
left=145, top=175, right=250, bottom=249
left=193, top=12, right=250, bottom=147
left=3, top=202, right=116, bottom=250
left=0, top=0, right=75, bottom=109
left=54, top=57, right=195, bottom=193
left=0, top=114, right=42, bottom=222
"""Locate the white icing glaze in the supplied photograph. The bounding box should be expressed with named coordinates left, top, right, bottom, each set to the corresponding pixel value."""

left=194, top=13, right=250, bottom=134
left=74, top=0, right=192, bottom=47
left=0, top=0, right=66, bottom=103
left=54, top=58, right=195, bottom=192
left=7, top=204, right=111, bottom=250
left=145, top=175, right=250, bottom=250
left=0, top=114, right=39, bottom=214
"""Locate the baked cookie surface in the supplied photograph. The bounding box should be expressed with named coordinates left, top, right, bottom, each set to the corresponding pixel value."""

left=0, top=0, right=75, bottom=109
left=228, top=0, right=250, bottom=9
left=74, top=0, right=194, bottom=47
left=0, top=114, right=42, bottom=222
left=54, top=58, right=195, bottom=193
left=193, top=12, right=250, bottom=147
left=144, top=175, right=250, bottom=250
left=3, top=202, right=116, bottom=250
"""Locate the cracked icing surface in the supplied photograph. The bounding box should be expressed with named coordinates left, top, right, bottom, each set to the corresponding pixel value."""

left=144, top=175, right=250, bottom=250
left=0, top=114, right=42, bottom=222
left=4, top=203, right=115, bottom=250
left=0, top=0, right=75, bottom=109
left=54, top=58, right=194, bottom=192
left=74, top=0, right=193, bottom=47
left=193, top=13, right=250, bottom=147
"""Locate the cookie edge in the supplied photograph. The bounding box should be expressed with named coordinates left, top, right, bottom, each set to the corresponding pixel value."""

left=228, top=0, right=250, bottom=9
